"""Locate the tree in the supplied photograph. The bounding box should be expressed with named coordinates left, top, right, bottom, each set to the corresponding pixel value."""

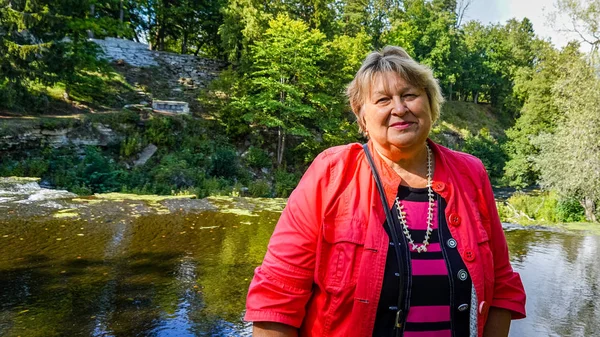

left=532, top=54, right=600, bottom=222
left=551, top=0, right=600, bottom=57
left=384, top=0, right=462, bottom=99
left=504, top=42, right=582, bottom=188
left=242, top=15, right=330, bottom=167
left=0, top=0, right=119, bottom=110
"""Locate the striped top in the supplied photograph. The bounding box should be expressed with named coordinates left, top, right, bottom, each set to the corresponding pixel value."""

left=373, top=186, right=472, bottom=337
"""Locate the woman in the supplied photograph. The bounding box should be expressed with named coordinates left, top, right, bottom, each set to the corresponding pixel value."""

left=245, top=46, right=526, bottom=337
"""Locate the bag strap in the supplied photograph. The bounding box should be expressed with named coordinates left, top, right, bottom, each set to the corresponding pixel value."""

left=362, top=143, right=406, bottom=330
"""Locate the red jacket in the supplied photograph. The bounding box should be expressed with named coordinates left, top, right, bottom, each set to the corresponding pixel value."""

left=245, top=140, right=526, bottom=337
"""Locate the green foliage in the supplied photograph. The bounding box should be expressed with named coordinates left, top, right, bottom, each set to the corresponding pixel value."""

left=145, top=116, right=178, bottom=147
left=505, top=191, right=559, bottom=223
left=273, top=169, right=300, bottom=198
left=503, top=43, right=580, bottom=188
left=499, top=190, right=590, bottom=224
left=248, top=179, right=271, bottom=197
left=80, top=146, right=122, bottom=193
left=120, top=133, right=144, bottom=157
left=531, top=52, right=600, bottom=222
left=209, top=146, right=239, bottom=179
left=245, top=146, right=272, bottom=169
left=461, top=129, right=507, bottom=184
left=0, top=1, right=122, bottom=112
left=556, top=198, right=586, bottom=222
left=244, top=14, right=330, bottom=165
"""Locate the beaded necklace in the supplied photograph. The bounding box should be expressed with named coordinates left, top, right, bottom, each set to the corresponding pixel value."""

left=394, top=144, right=433, bottom=253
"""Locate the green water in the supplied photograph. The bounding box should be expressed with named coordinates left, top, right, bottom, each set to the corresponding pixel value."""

left=1, top=196, right=599, bottom=336
left=0, top=199, right=280, bottom=337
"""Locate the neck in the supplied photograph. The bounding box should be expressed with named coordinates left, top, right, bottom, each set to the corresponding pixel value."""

left=373, top=141, right=432, bottom=187
left=373, top=142, right=428, bottom=170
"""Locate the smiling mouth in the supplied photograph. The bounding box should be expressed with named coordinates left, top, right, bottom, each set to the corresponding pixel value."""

left=390, top=122, right=415, bottom=129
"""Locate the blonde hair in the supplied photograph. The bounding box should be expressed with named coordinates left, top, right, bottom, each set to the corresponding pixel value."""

left=346, top=46, right=444, bottom=135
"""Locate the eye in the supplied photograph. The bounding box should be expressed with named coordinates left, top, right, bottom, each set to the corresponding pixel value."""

left=375, top=97, right=390, bottom=104
left=403, top=93, right=418, bottom=100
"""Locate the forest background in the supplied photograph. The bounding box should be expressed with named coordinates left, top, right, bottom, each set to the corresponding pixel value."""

left=1, top=0, right=599, bottom=223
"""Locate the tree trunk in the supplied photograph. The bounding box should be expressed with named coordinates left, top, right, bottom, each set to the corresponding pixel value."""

left=448, top=83, right=453, bottom=101
left=277, top=127, right=286, bottom=167
left=474, top=91, right=479, bottom=104
left=581, top=197, right=598, bottom=222
left=182, top=32, right=188, bottom=54
left=119, top=0, right=124, bottom=22
left=88, top=5, right=95, bottom=39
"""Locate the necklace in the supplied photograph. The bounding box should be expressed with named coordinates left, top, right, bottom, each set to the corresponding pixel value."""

left=394, top=144, right=433, bottom=253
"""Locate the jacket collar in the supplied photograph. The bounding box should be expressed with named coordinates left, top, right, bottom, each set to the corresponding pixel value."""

left=366, top=139, right=453, bottom=205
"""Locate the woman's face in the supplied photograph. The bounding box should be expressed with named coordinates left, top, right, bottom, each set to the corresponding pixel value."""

left=362, top=71, right=432, bottom=157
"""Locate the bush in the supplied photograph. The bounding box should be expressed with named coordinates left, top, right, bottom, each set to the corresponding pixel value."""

left=461, top=128, right=507, bottom=184
left=556, top=198, right=586, bottom=222
left=196, top=177, right=231, bottom=198
left=210, top=146, right=239, bottom=179
left=245, top=146, right=272, bottom=169
left=274, top=169, right=300, bottom=198
left=120, top=132, right=144, bottom=157
left=145, top=116, right=177, bottom=147
left=506, top=191, right=558, bottom=223
left=248, top=179, right=272, bottom=197
left=80, top=147, right=122, bottom=193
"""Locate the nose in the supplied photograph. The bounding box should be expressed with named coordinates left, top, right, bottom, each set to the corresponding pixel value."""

left=392, top=96, right=409, bottom=115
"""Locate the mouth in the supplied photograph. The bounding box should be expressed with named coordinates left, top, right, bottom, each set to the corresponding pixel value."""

left=389, top=121, right=415, bottom=130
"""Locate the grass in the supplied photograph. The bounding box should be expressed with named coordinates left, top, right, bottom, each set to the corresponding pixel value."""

left=439, top=101, right=510, bottom=136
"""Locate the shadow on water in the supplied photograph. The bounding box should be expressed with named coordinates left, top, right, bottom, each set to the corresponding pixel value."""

left=0, top=207, right=279, bottom=337
left=3, top=200, right=600, bottom=337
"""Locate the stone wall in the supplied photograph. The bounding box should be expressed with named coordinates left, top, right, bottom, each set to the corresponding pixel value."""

left=91, top=37, right=223, bottom=89
left=0, top=122, right=122, bottom=151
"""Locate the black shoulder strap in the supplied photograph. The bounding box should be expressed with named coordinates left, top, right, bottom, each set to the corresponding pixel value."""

left=362, top=143, right=406, bottom=330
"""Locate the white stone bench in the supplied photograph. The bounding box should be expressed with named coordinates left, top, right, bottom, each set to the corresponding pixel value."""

left=152, top=100, right=190, bottom=115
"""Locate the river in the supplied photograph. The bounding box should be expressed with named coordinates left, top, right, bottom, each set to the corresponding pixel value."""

left=0, top=178, right=599, bottom=337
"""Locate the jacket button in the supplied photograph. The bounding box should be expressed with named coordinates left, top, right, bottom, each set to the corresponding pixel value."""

left=463, top=248, right=476, bottom=262
left=447, top=238, right=457, bottom=248
left=479, top=301, right=490, bottom=316
left=448, top=213, right=461, bottom=227
left=457, top=269, right=468, bottom=281
left=432, top=181, right=446, bottom=193
left=457, top=304, right=469, bottom=312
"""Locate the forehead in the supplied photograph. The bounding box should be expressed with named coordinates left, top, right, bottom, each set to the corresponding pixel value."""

left=369, top=72, right=415, bottom=95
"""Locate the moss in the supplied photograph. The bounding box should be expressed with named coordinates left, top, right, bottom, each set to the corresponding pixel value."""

left=94, top=193, right=195, bottom=202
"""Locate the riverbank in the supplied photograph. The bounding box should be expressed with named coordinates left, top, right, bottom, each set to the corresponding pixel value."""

left=2, top=177, right=595, bottom=236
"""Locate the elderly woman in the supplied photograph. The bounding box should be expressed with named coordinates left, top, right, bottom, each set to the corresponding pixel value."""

left=245, top=46, right=526, bottom=337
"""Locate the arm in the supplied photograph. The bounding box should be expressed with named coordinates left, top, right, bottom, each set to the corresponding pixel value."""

left=253, top=322, right=299, bottom=337
left=478, top=166, right=526, bottom=319
left=483, top=307, right=511, bottom=337
left=245, top=151, right=332, bottom=327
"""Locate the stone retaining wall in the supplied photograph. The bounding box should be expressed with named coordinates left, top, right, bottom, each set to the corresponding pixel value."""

left=1, top=122, right=122, bottom=151
left=91, top=37, right=223, bottom=89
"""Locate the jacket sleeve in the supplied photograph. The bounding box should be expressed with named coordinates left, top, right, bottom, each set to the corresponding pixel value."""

left=478, top=166, right=527, bottom=319
left=244, top=151, right=332, bottom=328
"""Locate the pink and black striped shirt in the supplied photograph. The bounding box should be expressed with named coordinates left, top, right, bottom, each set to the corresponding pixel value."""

left=373, top=186, right=472, bottom=337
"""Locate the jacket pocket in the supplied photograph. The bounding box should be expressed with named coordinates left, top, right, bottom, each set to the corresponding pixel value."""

left=316, top=215, right=366, bottom=294
left=476, top=223, right=495, bottom=302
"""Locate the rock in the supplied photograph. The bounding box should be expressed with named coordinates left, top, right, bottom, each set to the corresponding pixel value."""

left=133, top=144, right=158, bottom=167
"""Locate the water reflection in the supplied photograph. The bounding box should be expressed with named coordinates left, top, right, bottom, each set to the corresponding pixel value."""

left=2, top=198, right=600, bottom=336
left=0, top=205, right=278, bottom=337
left=507, top=229, right=600, bottom=337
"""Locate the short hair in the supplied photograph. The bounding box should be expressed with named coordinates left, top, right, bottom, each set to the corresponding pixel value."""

left=346, top=46, right=444, bottom=135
